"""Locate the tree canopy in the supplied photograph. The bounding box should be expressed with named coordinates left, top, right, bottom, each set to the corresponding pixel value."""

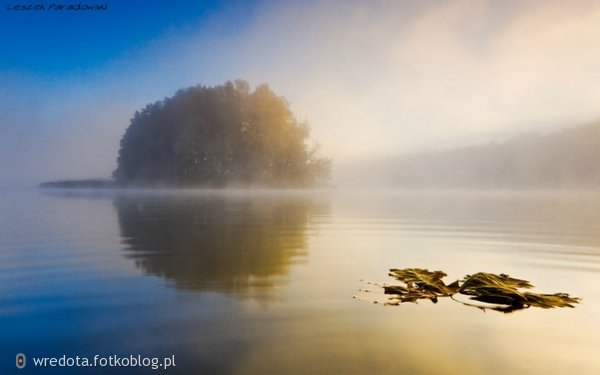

left=113, top=80, right=331, bottom=187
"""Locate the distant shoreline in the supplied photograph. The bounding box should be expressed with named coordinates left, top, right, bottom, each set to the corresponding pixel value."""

left=38, top=179, right=117, bottom=189
left=37, top=179, right=337, bottom=190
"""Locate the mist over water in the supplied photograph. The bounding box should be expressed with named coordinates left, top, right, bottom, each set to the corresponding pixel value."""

left=334, top=120, right=600, bottom=190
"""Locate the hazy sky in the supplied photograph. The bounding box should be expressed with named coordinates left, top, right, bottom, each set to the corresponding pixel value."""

left=2, top=0, right=600, bottom=185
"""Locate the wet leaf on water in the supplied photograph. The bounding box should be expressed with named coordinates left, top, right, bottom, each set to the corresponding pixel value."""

left=388, top=268, right=459, bottom=295
left=460, top=272, right=533, bottom=292
left=522, top=292, right=580, bottom=309
left=368, top=268, right=581, bottom=313
left=380, top=268, right=458, bottom=304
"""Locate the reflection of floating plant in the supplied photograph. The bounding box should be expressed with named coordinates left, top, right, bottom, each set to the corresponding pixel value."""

left=374, top=268, right=580, bottom=313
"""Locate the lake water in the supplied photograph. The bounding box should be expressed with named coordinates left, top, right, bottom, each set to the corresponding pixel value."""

left=1, top=189, right=600, bottom=374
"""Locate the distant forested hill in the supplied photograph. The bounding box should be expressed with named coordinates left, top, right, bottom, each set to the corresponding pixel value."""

left=339, top=122, right=600, bottom=189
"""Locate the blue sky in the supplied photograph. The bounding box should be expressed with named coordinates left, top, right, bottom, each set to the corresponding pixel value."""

left=2, top=0, right=600, bottom=186
left=1, top=0, right=251, bottom=74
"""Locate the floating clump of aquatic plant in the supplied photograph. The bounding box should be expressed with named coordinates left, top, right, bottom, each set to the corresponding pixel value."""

left=358, top=268, right=580, bottom=313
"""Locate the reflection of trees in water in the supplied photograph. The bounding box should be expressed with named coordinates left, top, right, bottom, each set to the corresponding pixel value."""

left=114, top=194, right=325, bottom=296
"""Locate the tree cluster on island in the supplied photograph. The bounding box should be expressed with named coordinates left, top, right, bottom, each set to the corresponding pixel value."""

left=113, top=80, right=331, bottom=188
left=40, top=80, right=331, bottom=189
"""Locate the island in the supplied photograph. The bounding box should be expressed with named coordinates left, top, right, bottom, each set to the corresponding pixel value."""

left=40, top=80, right=332, bottom=189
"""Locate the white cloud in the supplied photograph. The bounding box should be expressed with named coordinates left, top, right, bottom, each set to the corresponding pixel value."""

left=223, top=0, right=600, bottom=159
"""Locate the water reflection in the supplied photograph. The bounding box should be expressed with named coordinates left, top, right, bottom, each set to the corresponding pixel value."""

left=335, top=191, right=600, bottom=245
left=8, top=189, right=600, bottom=373
left=114, top=193, right=325, bottom=298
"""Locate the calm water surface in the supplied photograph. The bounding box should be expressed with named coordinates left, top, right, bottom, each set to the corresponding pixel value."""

left=1, top=189, right=600, bottom=374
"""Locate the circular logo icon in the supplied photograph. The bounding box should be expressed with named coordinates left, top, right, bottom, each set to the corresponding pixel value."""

left=16, top=353, right=26, bottom=369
